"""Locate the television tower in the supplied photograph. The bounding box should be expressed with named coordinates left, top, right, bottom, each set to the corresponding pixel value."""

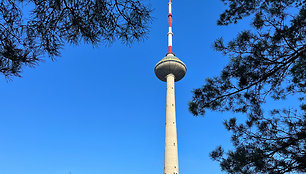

left=154, top=0, right=187, bottom=174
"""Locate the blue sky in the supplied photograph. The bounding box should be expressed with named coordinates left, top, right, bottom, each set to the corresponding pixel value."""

left=0, top=1, right=268, bottom=174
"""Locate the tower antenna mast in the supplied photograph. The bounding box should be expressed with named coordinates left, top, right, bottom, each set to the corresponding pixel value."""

left=168, top=0, right=173, bottom=54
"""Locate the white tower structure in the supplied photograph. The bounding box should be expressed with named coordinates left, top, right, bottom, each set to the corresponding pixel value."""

left=155, top=1, right=186, bottom=174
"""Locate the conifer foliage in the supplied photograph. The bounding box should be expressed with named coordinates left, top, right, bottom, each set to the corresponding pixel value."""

left=0, top=0, right=151, bottom=78
left=189, top=0, right=305, bottom=173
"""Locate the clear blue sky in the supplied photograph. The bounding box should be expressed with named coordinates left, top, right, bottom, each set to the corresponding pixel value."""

left=0, top=1, right=261, bottom=174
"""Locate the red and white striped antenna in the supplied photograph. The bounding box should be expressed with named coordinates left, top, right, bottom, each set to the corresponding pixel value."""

left=168, top=0, right=173, bottom=54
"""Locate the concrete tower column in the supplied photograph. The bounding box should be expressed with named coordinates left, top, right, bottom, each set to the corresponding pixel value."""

left=155, top=1, right=186, bottom=173
left=164, top=73, right=179, bottom=174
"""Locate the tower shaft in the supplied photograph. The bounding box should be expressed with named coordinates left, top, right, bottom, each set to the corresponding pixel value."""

left=164, top=73, right=179, bottom=174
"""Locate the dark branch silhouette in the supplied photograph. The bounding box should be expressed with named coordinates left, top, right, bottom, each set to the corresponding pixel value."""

left=189, top=0, right=305, bottom=173
left=0, top=0, right=152, bottom=78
